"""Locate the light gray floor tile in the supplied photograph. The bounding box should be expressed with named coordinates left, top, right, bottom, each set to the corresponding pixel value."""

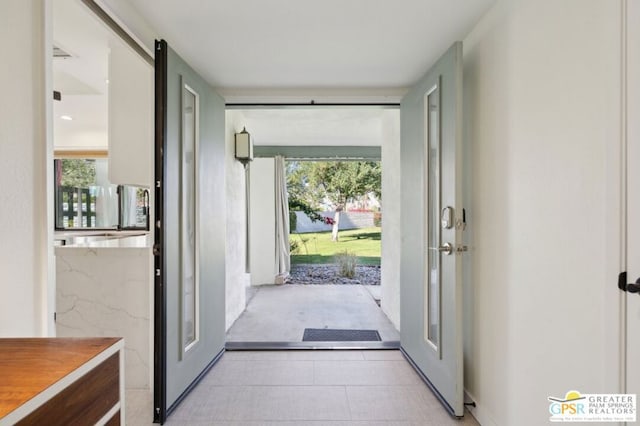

left=169, top=385, right=351, bottom=422
left=202, top=359, right=314, bottom=386
left=125, top=389, right=153, bottom=426
left=314, top=360, right=421, bottom=386
left=346, top=385, right=451, bottom=422
left=224, top=350, right=366, bottom=361
left=165, top=422, right=422, bottom=426
left=127, top=350, right=479, bottom=426
left=362, top=350, right=406, bottom=361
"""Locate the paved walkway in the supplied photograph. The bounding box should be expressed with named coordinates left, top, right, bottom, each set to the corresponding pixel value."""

left=226, top=285, right=399, bottom=342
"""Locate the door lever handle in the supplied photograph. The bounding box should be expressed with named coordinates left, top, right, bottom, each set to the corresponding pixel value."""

left=627, top=277, right=640, bottom=294
left=438, top=243, right=453, bottom=255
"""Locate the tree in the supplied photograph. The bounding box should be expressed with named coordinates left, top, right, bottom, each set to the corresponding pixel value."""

left=305, top=161, right=381, bottom=206
left=286, top=160, right=381, bottom=240
left=286, top=161, right=325, bottom=224
left=59, top=159, right=97, bottom=188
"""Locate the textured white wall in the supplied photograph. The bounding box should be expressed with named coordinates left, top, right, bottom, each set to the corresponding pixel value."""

left=0, top=0, right=52, bottom=336
left=249, top=158, right=277, bottom=286
left=381, top=109, right=401, bottom=330
left=225, top=110, right=252, bottom=330
left=462, top=0, right=623, bottom=424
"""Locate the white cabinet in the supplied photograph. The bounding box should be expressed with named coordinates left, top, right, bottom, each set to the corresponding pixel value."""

left=108, top=43, right=153, bottom=187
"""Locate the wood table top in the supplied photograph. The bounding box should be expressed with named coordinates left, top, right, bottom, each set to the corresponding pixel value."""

left=0, top=337, right=121, bottom=418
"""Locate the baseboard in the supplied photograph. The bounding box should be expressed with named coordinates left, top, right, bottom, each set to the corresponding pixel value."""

left=464, top=389, right=499, bottom=426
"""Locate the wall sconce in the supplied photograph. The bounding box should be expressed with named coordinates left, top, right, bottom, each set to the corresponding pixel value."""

left=235, top=127, right=253, bottom=166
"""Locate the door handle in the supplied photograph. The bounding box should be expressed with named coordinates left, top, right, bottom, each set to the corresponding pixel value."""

left=438, top=243, right=453, bottom=255
left=627, top=277, right=640, bottom=294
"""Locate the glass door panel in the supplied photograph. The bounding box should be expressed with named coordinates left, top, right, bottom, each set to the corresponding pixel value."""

left=425, top=83, right=441, bottom=354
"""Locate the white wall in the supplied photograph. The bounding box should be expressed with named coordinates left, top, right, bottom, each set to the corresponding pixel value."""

left=249, top=158, right=277, bottom=286
left=0, top=0, right=52, bottom=337
left=225, top=110, right=252, bottom=330
left=108, top=41, right=153, bottom=187
left=381, top=109, right=401, bottom=330
left=462, top=0, right=622, bottom=424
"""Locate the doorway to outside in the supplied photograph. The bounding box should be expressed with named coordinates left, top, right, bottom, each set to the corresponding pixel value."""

left=224, top=108, right=401, bottom=348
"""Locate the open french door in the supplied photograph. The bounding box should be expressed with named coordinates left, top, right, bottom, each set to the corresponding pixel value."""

left=400, top=42, right=465, bottom=417
left=154, top=40, right=226, bottom=423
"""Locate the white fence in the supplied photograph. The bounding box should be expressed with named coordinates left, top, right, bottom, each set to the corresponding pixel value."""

left=293, top=211, right=375, bottom=233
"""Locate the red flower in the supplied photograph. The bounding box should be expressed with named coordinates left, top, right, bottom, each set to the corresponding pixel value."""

left=323, top=217, right=335, bottom=225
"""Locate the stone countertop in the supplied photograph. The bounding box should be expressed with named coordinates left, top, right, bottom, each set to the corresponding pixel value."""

left=54, top=231, right=151, bottom=249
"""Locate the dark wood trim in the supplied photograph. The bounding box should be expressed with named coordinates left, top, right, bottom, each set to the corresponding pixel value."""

left=54, top=149, right=108, bottom=159
left=0, top=338, right=120, bottom=418
left=79, top=0, right=153, bottom=66
left=153, top=39, right=168, bottom=424
left=105, top=410, right=121, bottom=425
left=18, top=353, right=120, bottom=425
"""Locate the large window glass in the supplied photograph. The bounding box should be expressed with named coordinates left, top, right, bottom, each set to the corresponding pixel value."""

left=54, top=158, right=148, bottom=230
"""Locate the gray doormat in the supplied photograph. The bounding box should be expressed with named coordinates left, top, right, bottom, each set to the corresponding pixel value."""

left=302, top=328, right=381, bottom=342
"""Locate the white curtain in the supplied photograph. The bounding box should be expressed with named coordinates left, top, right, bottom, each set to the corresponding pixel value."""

left=274, top=155, right=290, bottom=282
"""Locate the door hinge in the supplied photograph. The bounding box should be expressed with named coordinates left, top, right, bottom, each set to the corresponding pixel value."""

left=54, top=312, right=57, bottom=322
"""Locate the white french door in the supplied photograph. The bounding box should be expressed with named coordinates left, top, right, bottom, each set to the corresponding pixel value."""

left=400, top=42, right=465, bottom=417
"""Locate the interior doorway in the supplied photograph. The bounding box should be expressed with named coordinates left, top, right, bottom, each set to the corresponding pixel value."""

left=224, top=107, right=401, bottom=348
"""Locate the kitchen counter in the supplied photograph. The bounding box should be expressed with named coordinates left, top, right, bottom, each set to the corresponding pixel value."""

left=54, top=231, right=151, bottom=249
left=0, top=337, right=124, bottom=425
left=55, top=237, right=152, bottom=391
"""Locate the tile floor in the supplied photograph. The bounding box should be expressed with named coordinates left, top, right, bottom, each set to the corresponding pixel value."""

left=126, top=350, right=479, bottom=425
left=226, top=285, right=400, bottom=342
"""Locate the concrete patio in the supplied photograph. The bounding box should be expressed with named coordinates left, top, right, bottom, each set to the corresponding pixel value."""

left=226, top=284, right=400, bottom=342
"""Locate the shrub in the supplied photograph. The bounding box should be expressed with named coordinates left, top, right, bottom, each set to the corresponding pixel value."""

left=290, top=238, right=300, bottom=254
left=373, top=212, right=382, bottom=227
left=289, top=211, right=297, bottom=232
left=335, top=250, right=357, bottom=278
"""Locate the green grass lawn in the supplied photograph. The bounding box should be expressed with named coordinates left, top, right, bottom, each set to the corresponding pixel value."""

left=290, top=227, right=381, bottom=265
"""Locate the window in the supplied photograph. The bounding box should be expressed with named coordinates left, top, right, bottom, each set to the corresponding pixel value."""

left=54, top=158, right=148, bottom=230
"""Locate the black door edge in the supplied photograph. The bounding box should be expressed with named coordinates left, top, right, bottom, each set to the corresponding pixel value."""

left=153, top=38, right=168, bottom=425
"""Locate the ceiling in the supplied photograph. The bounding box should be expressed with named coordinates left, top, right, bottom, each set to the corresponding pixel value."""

left=125, top=0, right=495, bottom=91
left=53, top=0, right=151, bottom=150
left=53, top=0, right=494, bottom=149
left=230, top=108, right=399, bottom=146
